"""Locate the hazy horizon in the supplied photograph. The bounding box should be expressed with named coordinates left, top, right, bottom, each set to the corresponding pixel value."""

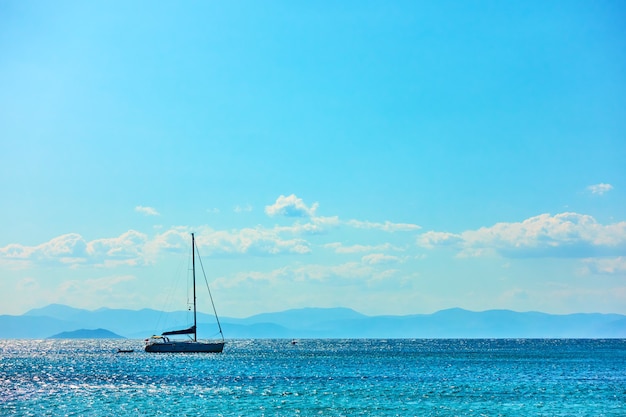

left=16, top=302, right=626, bottom=319
left=5, top=302, right=624, bottom=340
left=1, top=2, right=625, bottom=317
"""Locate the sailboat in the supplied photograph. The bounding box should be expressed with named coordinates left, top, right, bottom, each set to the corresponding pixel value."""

left=145, top=233, right=225, bottom=353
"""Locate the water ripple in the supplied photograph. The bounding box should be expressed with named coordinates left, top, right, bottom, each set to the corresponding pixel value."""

left=1, top=339, right=624, bottom=416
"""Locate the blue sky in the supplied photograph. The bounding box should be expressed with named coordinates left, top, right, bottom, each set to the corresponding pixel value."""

left=1, top=1, right=625, bottom=317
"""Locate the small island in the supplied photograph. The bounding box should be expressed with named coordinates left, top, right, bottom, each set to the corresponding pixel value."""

left=47, top=328, right=125, bottom=339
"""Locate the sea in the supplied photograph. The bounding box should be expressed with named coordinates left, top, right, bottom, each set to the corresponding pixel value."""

left=1, top=339, right=624, bottom=416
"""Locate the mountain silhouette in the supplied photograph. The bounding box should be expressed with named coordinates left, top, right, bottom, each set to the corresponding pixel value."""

left=1, top=304, right=624, bottom=339
left=48, top=328, right=125, bottom=339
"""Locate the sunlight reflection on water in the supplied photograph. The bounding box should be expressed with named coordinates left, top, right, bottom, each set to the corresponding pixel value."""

left=1, top=339, right=625, bottom=416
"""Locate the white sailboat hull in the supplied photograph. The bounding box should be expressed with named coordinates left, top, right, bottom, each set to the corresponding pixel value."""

left=145, top=340, right=224, bottom=353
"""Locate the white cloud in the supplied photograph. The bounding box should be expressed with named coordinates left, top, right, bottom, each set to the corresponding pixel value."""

left=263, top=194, right=420, bottom=237
left=135, top=206, right=160, bottom=216
left=0, top=224, right=315, bottom=268
left=0, top=231, right=149, bottom=268
left=276, top=216, right=341, bottom=235
left=361, top=253, right=402, bottom=265
left=265, top=194, right=318, bottom=218
left=86, top=230, right=150, bottom=267
left=325, top=242, right=398, bottom=254
left=213, top=261, right=388, bottom=290
left=200, top=227, right=311, bottom=256
left=418, top=212, right=626, bottom=258
left=347, top=219, right=421, bottom=232
left=234, top=204, right=253, bottom=213
left=145, top=226, right=189, bottom=254
left=0, top=233, right=88, bottom=267
left=147, top=224, right=312, bottom=257
left=581, top=257, right=626, bottom=275
left=418, top=231, right=463, bottom=248
left=587, top=183, right=613, bottom=195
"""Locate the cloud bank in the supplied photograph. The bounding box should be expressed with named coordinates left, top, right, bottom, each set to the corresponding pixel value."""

left=347, top=220, right=421, bottom=232
left=0, top=226, right=312, bottom=268
left=3, top=196, right=624, bottom=285
left=582, top=257, right=626, bottom=275
left=0, top=231, right=150, bottom=268
left=418, top=213, right=626, bottom=258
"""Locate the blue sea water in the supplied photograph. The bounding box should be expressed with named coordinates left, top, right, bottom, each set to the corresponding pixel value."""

left=1, top=339, right=624, bottom=416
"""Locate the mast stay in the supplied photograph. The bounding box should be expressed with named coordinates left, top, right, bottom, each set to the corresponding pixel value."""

left=160, top=232, right=223, bottom=341
left=195, top=238, right=225, bottom=341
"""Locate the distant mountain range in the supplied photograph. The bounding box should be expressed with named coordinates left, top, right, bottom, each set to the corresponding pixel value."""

left=48, top=328, right=125, bottom=339
left=1, top=304, right=625, bottom=339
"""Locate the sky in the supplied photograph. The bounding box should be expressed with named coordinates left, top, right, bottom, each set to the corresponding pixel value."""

left=1, top=1, right=625, bottom=317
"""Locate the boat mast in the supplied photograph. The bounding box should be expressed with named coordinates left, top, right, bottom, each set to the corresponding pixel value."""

left=192, top=233, right=197, bottom=342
